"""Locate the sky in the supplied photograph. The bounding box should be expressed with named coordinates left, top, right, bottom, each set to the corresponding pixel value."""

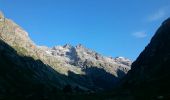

left=0, top=0, right=170, bottom=60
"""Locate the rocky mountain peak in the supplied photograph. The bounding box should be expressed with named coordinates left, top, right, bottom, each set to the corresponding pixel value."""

left=114, top=57, right=132, bottom=66
left=76, top=44, right=85, bottom=49
left=63, top=44, right=73, bottom=49
left=48, top=43, right=131, bottom=72
left=0, top=11, right=34, bottom=51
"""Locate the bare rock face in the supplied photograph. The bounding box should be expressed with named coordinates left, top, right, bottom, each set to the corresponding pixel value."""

left=46, top=44, right=131, bottom=76
left=0, top=11, right=132, bottom=93
left=42, top=43, right=132, bottom=89
left=0, top=12, right=82, bottom=76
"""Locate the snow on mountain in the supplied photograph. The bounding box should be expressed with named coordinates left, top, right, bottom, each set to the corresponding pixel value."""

left=40, top=44, right=132, bottom=77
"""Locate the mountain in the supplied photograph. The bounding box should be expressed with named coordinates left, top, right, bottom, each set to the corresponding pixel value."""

left=121, top=18, right=170, bottom=99
left=1, top=11, right=170, bottom=100
left=0, top=11, right=131, bottom=97
left=0, top=12, right=91, bottom=99
left=40, top=43, right=131, bottom=89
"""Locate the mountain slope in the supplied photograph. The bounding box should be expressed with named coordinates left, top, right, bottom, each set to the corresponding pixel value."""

left=0, top=39, right=64, bottom=99
left=121, top=18, right=170, bottom=99
left=0, top=11, right=131, bottom=92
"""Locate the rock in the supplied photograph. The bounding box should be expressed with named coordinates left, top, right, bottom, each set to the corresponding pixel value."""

left=45, top=43, right=132, bottom=89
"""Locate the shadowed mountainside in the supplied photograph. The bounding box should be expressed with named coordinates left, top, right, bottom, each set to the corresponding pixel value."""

left=0, top=37, right=117, bottom=99
left=120, top=18, right=170, bottom=100
left=0, top=39, right=61, bottom=99
left=0, top=32, right=127, bottom=100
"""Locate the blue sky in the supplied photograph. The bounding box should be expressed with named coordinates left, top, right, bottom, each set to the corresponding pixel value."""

left=0, top=0, right=170, bottom=60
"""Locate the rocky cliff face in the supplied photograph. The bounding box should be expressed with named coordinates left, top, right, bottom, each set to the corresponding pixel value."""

left=0, top=11, right=131, bottom=93
left=40, top=44, right=131, bottom=77
left=121, top=18, right=170, bottom=99
left=40, top=44, right=131, bottom=89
